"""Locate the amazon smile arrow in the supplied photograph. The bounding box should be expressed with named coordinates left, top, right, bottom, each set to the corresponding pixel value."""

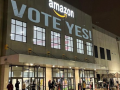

left=53, top=9, right=67, bottom=18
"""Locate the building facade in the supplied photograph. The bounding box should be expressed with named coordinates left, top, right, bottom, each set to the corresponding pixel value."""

left=0, top=0, right=120, bottom=90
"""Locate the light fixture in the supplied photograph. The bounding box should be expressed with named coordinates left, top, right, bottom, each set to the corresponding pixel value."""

left=39, top=67, right=40, bottom=68
left=53, top=65, right=55, bottom=67
left=16, top=66, right=18, bottom=67
left=94, top=69, right=96, bottom=71
left=26, top=63, right=29, bottom=66
left=30, top=63, right=33, bottom=66
left=69, top=67, right=71, bottom=68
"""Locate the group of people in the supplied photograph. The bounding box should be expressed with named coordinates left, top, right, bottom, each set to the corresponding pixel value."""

left=48, top=80, right=61, bottom=90
left=7, top=80, right=36, bottom=90
left=7, top=80, right=26, bottom=90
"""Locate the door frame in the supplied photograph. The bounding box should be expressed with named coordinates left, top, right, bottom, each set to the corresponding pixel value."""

left=67, top=77, right=75, bottom=90
left=53, top=77, right=75, bottom=90
left=35, top=77, right=45, bottom=90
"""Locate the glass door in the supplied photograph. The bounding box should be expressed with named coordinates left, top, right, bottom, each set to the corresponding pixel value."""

left=12, top=79, right=16, bottom=90
left=68, top=78, right=74, bottom=90
left=12, top=78, right=22, bottom=90
left=23, top=78, right=31, bottom=90
left=35, top=78, right=44, bottom=90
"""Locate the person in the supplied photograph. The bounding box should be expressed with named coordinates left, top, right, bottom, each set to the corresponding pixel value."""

left=52, top=80, right=55, bottom=89
left=82, top=81, right=86, bottom=90
left=15, top=80, right=20, bottom=90
left=7, top=81, right=13, bottom=90
left=49, top=80, right=53, bottom=90
left=48, top=80, right=51, bottom=90
left=31, top=81, right=36, bottom=90
left=90, top=82, right=93, bottom=90
left=58, top=81, right=61, bottom=90
left=22, top=82, right=26, bottom=90
left=55, top=81, right=58, bottom=90
left=103, top=82, right=106, bottom=88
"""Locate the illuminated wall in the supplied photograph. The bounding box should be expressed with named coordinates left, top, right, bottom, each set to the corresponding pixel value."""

left=93, top=24, right=120, bottom=73
left=4, top=0, right=94, bottom=63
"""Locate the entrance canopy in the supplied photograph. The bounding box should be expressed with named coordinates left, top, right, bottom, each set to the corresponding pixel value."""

left=0, top=54, right=107, bottom=70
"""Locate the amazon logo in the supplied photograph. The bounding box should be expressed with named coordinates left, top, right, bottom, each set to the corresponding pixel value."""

left=49, top=0, right=74, bottom=18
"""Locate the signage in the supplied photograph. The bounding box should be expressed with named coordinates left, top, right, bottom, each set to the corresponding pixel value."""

left=11, top=0, right=92, bottom=41
left=49, top=0, right=74, bottom=18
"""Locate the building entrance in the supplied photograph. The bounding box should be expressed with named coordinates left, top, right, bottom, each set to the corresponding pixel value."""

left=52, top=68, right=75, bottom=90
left=9, top=65, right=46, bottom=90
left=53, top=77, right=74, bottom=90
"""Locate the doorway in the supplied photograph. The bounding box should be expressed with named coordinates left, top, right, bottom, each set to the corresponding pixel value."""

left=35, top=78, right=44, bottom=90
left=53, top=77, right=74, bottom=90
left=52, top=68, right=75, bottom=90
left=11, top=78, right=22, bottom=90
left=9, top=65, right=46, bottom=90
left=68, top=78, right=74, bottom=90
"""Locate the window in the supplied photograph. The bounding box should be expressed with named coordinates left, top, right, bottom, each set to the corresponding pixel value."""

left=33, top=26, right=45, bottom=46
left=51, top=31, right=60, bottom=49
left=77, top=39, right=84, bottom=54
left=106, top=49, right=111, bottom=60
left=100, top=47, right=105, bottom=59
left=11, top=19, right=26, bottom=42
left=65, top=35, right=73, bottom=52
left=86, top=42, right=93, bottom=56
left=94, top=45, right=98, bottom=58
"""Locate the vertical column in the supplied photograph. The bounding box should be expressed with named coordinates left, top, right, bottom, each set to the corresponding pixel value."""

left=46, top=67, right=52, bottom=90
left=0, top=65, right=9, bottom=90
left=75, top=69, right=79, bottom=90
left=0, top=0, right=4, bottom=56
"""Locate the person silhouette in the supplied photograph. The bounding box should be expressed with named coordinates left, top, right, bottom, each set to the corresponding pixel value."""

left=15, top=80, right=20, bottom=90
left=7, top=81, right=13, bottom=90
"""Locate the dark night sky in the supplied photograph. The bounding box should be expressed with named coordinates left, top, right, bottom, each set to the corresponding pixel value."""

left=63, top=0, right=120, bottom=36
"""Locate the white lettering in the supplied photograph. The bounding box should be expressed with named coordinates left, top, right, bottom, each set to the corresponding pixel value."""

left=67, top=9, right=71, bottom=16
left=49, top=0, right=53, bottom=8
left=64, top=7, right=67, bottom=14
left=60, top=5, right=63, bottom=13
left=71, top=10, right=74, bottom=18
left=54, top=2, right=59, bottom=11
left=49, top=0, right=74, bottom=18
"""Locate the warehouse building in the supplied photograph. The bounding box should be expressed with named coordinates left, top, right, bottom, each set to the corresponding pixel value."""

left=0, top=0, right=120, bottom=90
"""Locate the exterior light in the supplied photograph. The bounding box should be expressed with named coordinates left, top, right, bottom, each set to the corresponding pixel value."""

left=30, top=63, right=33, bottom=66
left=26, top=63, right=29, bottom=65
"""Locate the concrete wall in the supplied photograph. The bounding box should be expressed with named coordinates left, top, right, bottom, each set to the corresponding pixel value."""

left=0, top=65, right=9, bottom=90
left=4, top=0, right=94, bottom=63
left=93, top=24, right=120, bottom=74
